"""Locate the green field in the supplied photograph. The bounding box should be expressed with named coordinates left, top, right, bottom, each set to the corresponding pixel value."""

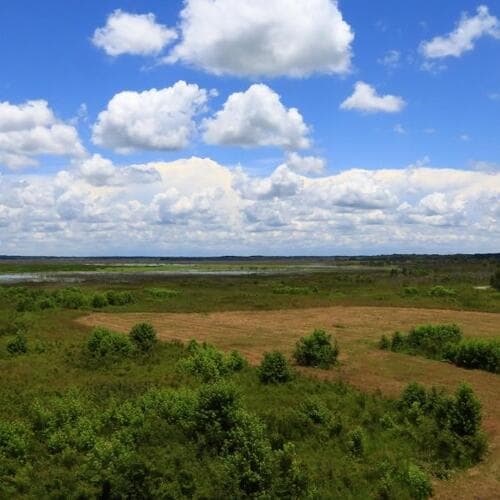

left=0, top=255, right=499, bottom=498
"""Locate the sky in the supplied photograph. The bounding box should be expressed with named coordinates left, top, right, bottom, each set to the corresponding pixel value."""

left=0, top=0, right=499, bottom=256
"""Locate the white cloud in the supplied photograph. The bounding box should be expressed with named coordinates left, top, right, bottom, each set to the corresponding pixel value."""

left=0, top=100, right=85, bottom=169
left=92, top=9, right=177, bottom=57
left=78, top=154, right=161, bottom=187
left=1, top=158, right=499, bottom=255
left=378, top=49, right=401, bottom=68
left=203, top=84, right=310, bottom=149
left=340, top=82, right=406, bottom=114
left=165, top=0, right=354, bottom=77
left=92, top=81, right=208, bottom=153
left=420, top=5, right=500, bottom=59
left=285, top=152, right=326, bottom=175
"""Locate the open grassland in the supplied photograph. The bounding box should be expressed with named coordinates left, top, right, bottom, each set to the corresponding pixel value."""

left=0, top=255, right=499, bottom=498
left=79, top=306, right=500, bottom=499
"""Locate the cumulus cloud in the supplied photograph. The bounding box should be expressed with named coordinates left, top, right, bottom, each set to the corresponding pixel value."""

left=92, top=10, right=177, bottom=56
left=203, top=84, right=310, bottom=149
left=0, top=100, right=85, bottom=169
left=92, top=81, right=208, bottom=153
left=340, top=82, right=406, bottom=114
left=420, top=5, right=500, bottom=59
left=1, top=158, right=499, bottom=255
left=285, top=152, right=326, bottom=175
left=165, top=0, right=354, bottom=77
left=78, top=154, right=161, bottom=187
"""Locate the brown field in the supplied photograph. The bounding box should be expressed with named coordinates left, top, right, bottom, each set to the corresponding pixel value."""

left=77, top=306, right=500, bottom=499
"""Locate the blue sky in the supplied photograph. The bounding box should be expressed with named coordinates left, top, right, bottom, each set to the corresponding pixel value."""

left=0, top=1, right=499, bottom=255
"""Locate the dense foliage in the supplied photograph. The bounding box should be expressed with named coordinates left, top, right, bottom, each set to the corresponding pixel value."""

left=381, top=324, right=500, bottom=373
left=293, top=329, right=338, bottom=368
left=258, top=351, right=293, bottom=384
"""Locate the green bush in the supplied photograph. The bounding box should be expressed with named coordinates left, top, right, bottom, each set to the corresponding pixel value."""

left=129, top=323, right=157, bottom=352
left=258, top=352, right=292, bottom=384
left=406, top=324, right=462, bottom=358
left=398, top=383, right=487, bottom=468
left=347, top=427, right=365, bottom=457
left=293, top=329, right=338, bottom=368
left=226, top=350, right=247, bottom=371
left=105, top=291, right=134, bottom=306
left=405, top=464, right=433, bottom=499
left=429, top=285, right=456, bottom=297
left=390, top=331, right=404, bottom=351
left=193, top=381, right=241, bottom=450
left=450, top=384, right=482, bottom=437
left=182, top=342, right=243, bottom=382
left=223, top=411, right=273, bottom=495
left=54, top=288, right=87, bottom=309
left=91, top=293, right=108, bottom=308
left=6, top=335, right=28, bottom=355
left=379, top=334, right=390, bottom=350
left=86, top=327, right=134, bottom=359
left=0, top=420, right=30, bottom=458
left=445, top=339, right=500, bottom=374
left=403, top=286, right=419, bottom=296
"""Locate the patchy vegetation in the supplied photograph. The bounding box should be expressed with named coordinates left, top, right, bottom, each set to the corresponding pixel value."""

left=381, top=324, right=500, bottom=374
left=0, top=255, right=498, bottom=498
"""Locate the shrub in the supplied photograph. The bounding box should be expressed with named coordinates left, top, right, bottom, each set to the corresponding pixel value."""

left=403, top=286, right=419, bottom=296
left=181, top=342, right=248, bottom=382
left=271, top=443, right=309, bottom=498
left=183, top=342, right=229, bottom=382
left=91, top=293, right=108, bottom=309
left=129, top=323, right=157, bottom=352
left=86, top=327, right=133, bottom=359
left=258, top=352, right=292, bottom=384
left=54, top=288, right=86, bottom=309
left=390, top=331, right=404, bottom=351
left=490, top=269, right=500, bottom=291
left=299, top=397, right=331, bottom=425
left=6, top=335, right=28, bottom=355
left=446, top=339, right=500, bottom=374
left=193, top=381, right=241, bottom=450
left=226, top=350, right=247, bottom=371
left=450, top=384, right=482, bottom=437
left=223, top=411, right=273, bottom=495
left=347, top=427, right=365, bottom=457
left=405, top=464, right=433, bottom=499
left=406, top=324, right=462, bottom=358
left=399, top=383, right=427, bottom=411
left=379, top=335, right=390, bottom=350
left=38, top=296, right=57, bottom=310
left=429, top=285, right=456, bottom=297
left=293, top=329, right=338, bottom=368
left=0, top=420, right=30, bottom=458
left=105, top=291, right=134, bottom=306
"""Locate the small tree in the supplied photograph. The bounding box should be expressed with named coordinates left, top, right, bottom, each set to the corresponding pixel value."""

left=129, top=323, right=157, bottom=352
left=293, top=329, right=338, bottom=368
left=451, top=383, right=482, bottom=437
left=258, top=352, right=292, bottom=384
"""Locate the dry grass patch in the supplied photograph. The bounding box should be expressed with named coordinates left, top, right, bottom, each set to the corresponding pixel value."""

left=77, top=306, right=500, bottom=499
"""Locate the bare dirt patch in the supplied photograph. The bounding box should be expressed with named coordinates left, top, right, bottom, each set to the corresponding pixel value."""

left=77, top=306, right=500, bottom=499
